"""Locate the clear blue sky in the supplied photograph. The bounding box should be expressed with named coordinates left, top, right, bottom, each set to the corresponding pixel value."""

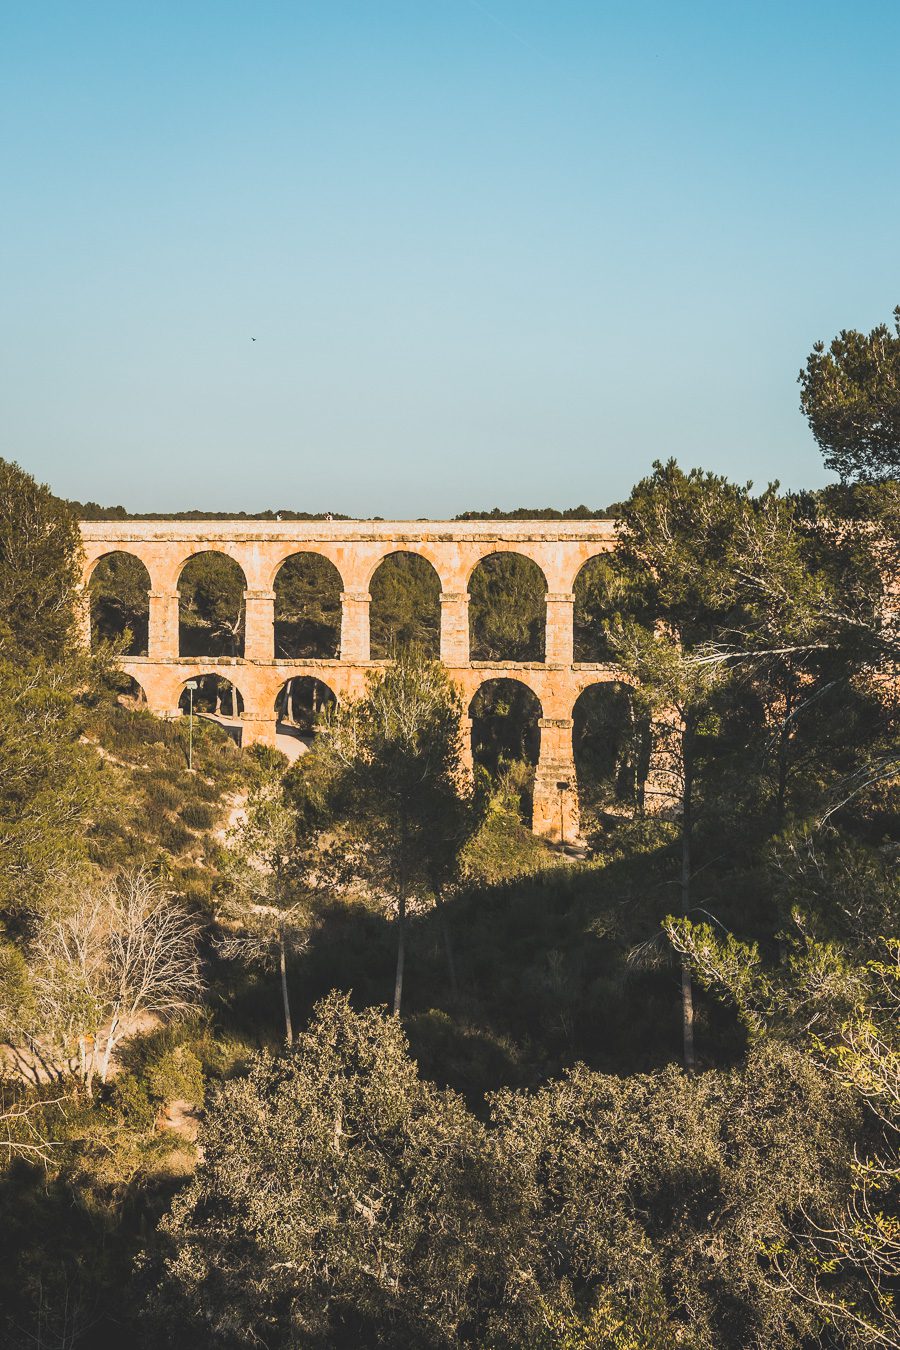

left=2, top=2, right=899, bottom=517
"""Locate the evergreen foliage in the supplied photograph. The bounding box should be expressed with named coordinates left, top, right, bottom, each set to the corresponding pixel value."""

left=2, top=363, right=900, bottom=1348
left=800, top=306, right=900, bottom=481
left=274, top=552, right=342, bottom=658
left=0, top=458, right=82, bottom=660
left=89, top=551, right=151, bottom=653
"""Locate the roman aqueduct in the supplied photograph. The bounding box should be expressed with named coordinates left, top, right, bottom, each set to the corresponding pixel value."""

left=79, top=518, right=626, bottom=841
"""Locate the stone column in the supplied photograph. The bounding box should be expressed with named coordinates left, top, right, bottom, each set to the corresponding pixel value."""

left=240, top=716, right=279, bottom=750
left=340, top=590, right=371, bottom=662
left=440, top=593, right=470, bottom=664
left=532, top=717, right=579, bottom=843
left=544, top=591, right=575, bottom=665
left=243, top=589, right=275, bottom=662
left=148, top=590, right=180, bottom=660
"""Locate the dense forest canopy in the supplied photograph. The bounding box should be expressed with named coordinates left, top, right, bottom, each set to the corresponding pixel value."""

left=70, top=500, right=620, bottom=521
left=1, top=309, right=899, bottom=1350
left=69, top=502, right=354, bottom=521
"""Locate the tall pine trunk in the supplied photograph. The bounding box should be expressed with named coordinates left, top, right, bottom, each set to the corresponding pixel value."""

left=393, top=889, right=406, bottom=1016
left=775, top=676, right=794, bottom=828
left=434, top=887, right=459, bottom=1003
left=279, top=928, right=293, bottom=1047
left=680, top=719, right=696, bottom=1073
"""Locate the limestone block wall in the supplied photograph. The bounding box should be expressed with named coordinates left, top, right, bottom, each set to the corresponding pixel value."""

left=80, top=518, right=622, bottom=841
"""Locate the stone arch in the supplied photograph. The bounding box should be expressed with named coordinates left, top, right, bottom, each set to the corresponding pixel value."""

left=108, top=671, right=149, bottom=707
left=573, top=553, right=619, bottom=663
left=275, top=675, right=337, bottom=734
left=86, top=550, right=151, bottom=655
left=469, top=677, right=543, bottom=819
left=273, top=553, right=343, bottom=659
left=361, top=545, right=448, bottom=590
left=572, top=680, right=649, bottom=823
left=83, top=546, right=143, bottom=584
left=468, top=553, right=548, bottom=662
left=177, top=551, right=248, bottom=658
left=177, top=673, right=245, bottom=720
left=369, top=551, right=441, bottom=659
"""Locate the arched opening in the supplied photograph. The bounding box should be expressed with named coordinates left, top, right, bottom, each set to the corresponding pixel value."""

left=468, top=553, right=547, bottom=661
left=88, top=552, right=150, bottom=655
left=178, top=552, right=247, bottom=657
left=574, top=553, right=620, bottom=662
left=275, top=676, right=337, bottom=735
left=274, top=554, right=342, bottom=659
left=469, top=678, right=542, bottom=820
left=105, top=671, right=148, bottom=707
left=178, top=674, right=244, bottom=720
left=369, top=552, right=441, bottom=659
left=573, top=682, right=649, bottom=825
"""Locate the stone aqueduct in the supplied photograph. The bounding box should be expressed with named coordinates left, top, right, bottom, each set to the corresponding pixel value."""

left=78, top=519, right=622, bottom=841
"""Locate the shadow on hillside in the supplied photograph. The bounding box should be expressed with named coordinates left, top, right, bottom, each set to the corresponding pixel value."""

left=210, top=840, right=746, bottom=1107
left=0, top=1156, right=178, bottom=1350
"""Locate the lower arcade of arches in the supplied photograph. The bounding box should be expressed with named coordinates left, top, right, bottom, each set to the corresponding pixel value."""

left=116, top=657, right=621, bottom=843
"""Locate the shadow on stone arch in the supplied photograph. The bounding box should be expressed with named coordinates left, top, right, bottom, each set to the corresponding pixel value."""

left=468, top=553, right=547, bottom=661
left=106, top=671, right=149, bottom=708
left=88, top=551, right=151, bottom=655
left=178, top=674, right=244, bottom=720
left=369, top=552, right=441, bottom=659
left=469, top=678, right=542, bottom=822
left=573, top=553, right=621, bottom=663
left=178, top=552, right=247, bottom=657
left=573, top=681, right=649, bottom=828
left=275, top=676, right=337, bottom=738
left=274, top=554, right=342, bottom=659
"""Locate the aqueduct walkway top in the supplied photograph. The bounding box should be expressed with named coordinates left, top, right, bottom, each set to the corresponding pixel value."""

left=79, top=518, right=622, bottom=839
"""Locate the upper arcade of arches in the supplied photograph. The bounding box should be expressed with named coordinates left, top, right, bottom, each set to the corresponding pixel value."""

left=573, top=552, right=621, bottom=663
left=79, top=518, right=617, bottom=598
left=174, top=546, right=248, bottom=590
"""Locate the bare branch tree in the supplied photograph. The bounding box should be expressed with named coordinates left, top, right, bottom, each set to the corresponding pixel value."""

left=98, top=870, right=204, bottom=1080
left=26, top=868, right=203, bottom=1089
left=0, top=1087, right=66, bottom=1164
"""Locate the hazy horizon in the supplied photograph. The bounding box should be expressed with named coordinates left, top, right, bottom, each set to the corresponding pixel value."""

left=4, top=2, right=900, bottom=516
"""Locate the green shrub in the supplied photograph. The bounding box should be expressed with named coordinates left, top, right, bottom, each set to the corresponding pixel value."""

left=142, top=777, right=181, bottom=813
left=109, top=1071, right=154, bottom=1128
left=146, top=1047, right=205, bottom=1107
left=586, top=814, right=677, bottom=865
left=157, top=818, right=193, bottom=854
left=180, top=800, right=216, bottom=830
left=248, top=743, right=289, bottom=774
left=462, top=808, right=557, bottom=883
left=494, top=756, right=534, bottom=814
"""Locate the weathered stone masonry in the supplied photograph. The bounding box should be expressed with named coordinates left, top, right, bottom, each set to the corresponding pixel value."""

left=79, top=519, right=622, bottom=840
